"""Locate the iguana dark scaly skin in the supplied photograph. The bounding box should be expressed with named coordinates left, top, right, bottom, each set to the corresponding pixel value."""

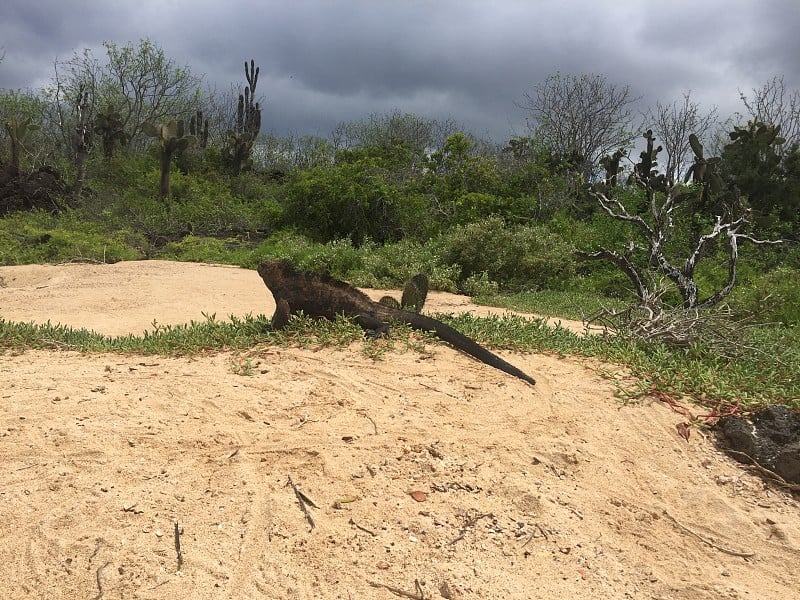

left=257, top=260, right=536, bottom=385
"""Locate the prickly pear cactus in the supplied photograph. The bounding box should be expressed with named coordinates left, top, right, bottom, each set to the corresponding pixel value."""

left=142, top=120, right=196, bottom=197
left=684, top=134, right=723, bottom=196
left=728, top=120, right=785, bottom=146
left=94, top=105, right=128, bottom=159
left=4, top=116, right=40, bottom=170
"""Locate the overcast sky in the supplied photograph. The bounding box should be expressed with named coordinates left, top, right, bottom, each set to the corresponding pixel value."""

left=1, top=0, right=798, bottom=142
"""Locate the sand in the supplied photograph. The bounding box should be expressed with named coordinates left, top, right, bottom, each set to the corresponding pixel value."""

left=0, top=260, right=797, bottom=599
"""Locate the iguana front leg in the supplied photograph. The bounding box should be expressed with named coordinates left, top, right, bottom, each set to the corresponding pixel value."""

left=271, top=298, right=293, bottom=330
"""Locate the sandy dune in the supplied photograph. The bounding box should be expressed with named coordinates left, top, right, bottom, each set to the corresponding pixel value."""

left=0, top=260, right=797, bottom=599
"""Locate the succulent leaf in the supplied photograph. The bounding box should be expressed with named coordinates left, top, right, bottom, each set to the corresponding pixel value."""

left=688, top=134, right=704, bottom=158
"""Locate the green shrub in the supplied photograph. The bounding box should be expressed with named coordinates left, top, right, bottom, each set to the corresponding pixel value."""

left=280, top=159, right=406, bottom=244
left=89, top=152, right=160, bottom=193
left=460, top=271, right=500, bottom=296
left=0, top=209, right=143, bottom=264
left=111, top=170, right=282, bottom=244
left=351, top=238, right=460, bottom=291
left=729, top=265, right=800, bottom=325
left=298, top=238, right=365, bottom=277
left=246, top=230, right=322, bottom=269
left=433, top=216, right=576, bottom=292
left=449, top=192, right=505, bottom=224
left=159, top=235, right=237, bottom=264
left=229, top=172, right=280, bottom=200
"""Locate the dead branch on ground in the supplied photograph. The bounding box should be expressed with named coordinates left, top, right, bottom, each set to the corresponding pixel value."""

left=287, top=475, right=318, bottom=529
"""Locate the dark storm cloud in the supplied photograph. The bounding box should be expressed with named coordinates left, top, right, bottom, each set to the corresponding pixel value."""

left=631, top=1, right=800, bottom=101
left=1, top=0, right=798, bottom=142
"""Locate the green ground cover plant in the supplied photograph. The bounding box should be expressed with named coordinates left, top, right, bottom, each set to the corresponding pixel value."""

left=1, top=305, right=797, bottom=410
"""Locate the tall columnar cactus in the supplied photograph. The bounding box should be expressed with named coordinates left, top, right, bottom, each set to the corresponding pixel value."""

left=189, top=109, right=209, bottom=150
left=4, top=116, right=39, bottom=171
left=142, top=120, right=196, bottom=198
left=229, top=59, right=262, bottom=174
left=94, top=105, right=129, bottom=159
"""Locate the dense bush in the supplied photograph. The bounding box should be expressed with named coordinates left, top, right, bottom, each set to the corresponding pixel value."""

left=729, top=265, right=800, bottom=325
left=107, top=170, right=281, bottom=245
left=160, top=235, right=244, bottom=265
left=445, top=192, right=538, bottom=226
left=280, top=158, right=408, bottom=245
left=352, top=238, right=461, bottom=291
left=433, top=216, right=576, bottom=292
left=0, top=209, right=144, bottom=264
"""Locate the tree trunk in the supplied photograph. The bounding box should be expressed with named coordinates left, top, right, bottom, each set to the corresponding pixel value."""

left=10, top=139, right=21, bottom=171
left=73, top=151, right=88, bottom=198
left=159, top=150, right=173, bottom=198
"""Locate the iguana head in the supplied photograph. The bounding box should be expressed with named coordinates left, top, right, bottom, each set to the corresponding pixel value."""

left=257, top=259, right=295, bottom=284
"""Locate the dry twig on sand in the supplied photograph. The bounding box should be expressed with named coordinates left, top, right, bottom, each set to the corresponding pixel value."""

left=449, top=512, right=493, bottom=545
left=663, top=510, right=755, bottom=558
left=287, top=475, right=318, bottom=529
left=721, top=448, right=800, bottom=492
left=174, top=521, right=184, bottom=571
left=91, top=561, right=110, bottom=600
left=368, top=578, right=427, bottom=599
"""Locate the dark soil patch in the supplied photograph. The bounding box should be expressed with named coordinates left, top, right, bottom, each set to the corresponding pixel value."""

left=0, top=162, right=66, bottom=214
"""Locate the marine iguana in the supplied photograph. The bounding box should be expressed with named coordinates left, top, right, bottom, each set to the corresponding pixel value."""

left=257, top=260, right=536, bottom=385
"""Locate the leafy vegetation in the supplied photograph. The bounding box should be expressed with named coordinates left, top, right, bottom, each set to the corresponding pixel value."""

left=1, top=42, right=799, bottom=412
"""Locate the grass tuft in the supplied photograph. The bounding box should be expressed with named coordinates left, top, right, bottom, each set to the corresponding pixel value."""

left=1, top=304, right=797, bottom=413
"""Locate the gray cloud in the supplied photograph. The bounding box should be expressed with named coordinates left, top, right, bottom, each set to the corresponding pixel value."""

left=1, top=0, right=797, bottom=142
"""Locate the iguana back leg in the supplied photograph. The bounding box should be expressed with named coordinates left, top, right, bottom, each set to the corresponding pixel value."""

left=378, top=296, right=401, bottom=309
left=401, top=273, right=429, bottom=313
left=355, top=313, right=390, bottom=339
left=379, top=273, right=429, bottom=313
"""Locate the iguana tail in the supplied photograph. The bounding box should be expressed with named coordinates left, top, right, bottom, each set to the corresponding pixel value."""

left=399, top=312, right=536, bottom=385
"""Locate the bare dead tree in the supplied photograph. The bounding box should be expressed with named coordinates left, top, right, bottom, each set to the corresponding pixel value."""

left=199, top=82, right=240, bottom=148
left=583, top=132, right=783, bottom=345
left=739, top=76, right=800, bottom=150
left=519, top=72, right=640, bottom=178
left=642, top=92, right=718, bottom=184
left=48, top=50, right=101, bottom=156
left=584, top=186, right=780, bottom=309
